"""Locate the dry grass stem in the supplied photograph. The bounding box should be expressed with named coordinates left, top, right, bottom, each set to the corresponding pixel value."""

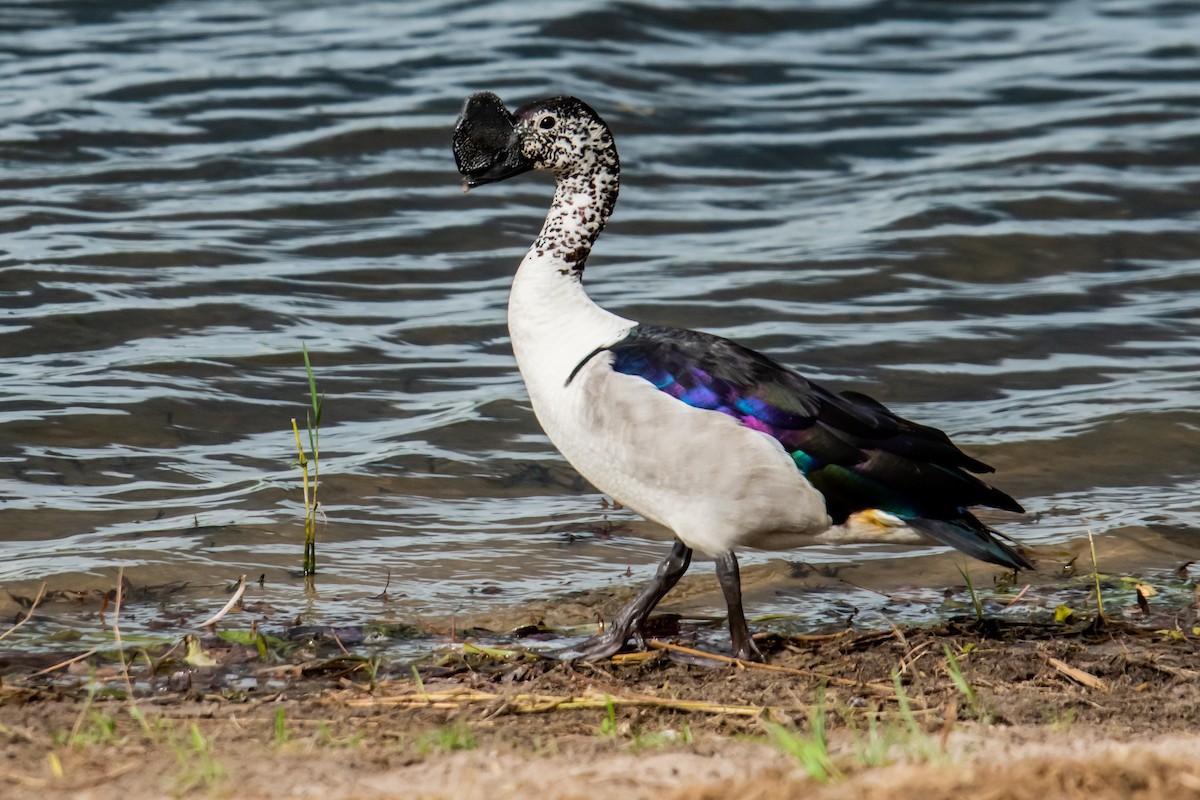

left=1046, top=656, right=1109, bottom=692
left=28, top=648, right=101, bottom=678
left=1005, top=584, right=1033, bottom=607
left=111, top=567, right=140, bottom=706
left=197, top=575, right=247, bottom=628
left=646, top=639, right=900, bottom=698
left=0, top=582, right=47, bottom=644
left=784, top=630, right=852, bottom=643
left=342, top=685, right=805, bottom=716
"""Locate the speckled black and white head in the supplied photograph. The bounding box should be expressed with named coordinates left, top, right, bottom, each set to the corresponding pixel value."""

left=453, top=92, right=620, bottom=273
left=454, top=92, right=619, bottom=187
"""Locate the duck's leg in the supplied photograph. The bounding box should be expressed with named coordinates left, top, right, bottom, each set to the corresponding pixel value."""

left=715, top=551, right=762, bottom=662
left=576, top=539, right=692, bottom=661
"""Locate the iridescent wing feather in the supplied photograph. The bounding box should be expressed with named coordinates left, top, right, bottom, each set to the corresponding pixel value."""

left=585, top=324, right=1031, bottom=569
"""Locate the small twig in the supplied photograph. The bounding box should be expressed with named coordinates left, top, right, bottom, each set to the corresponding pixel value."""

left=0, top=769, right=46, bottom=787
left=898, top=641, right=936, bottom=675
left=345, top=686, right=795, bottom=717
left=0, top=761, right=141, bottom=791
left=0, top=582, right=47, bottom=643
left=197, top=575, right=247, bottom=628
left=646, top=640, right=881, bottom=690
left=113, top=567, right=136, bottom=701
left=1046, top=656, right=1109, bottom=692
left=374, top=569, right=392, bottom=600
left=610, top=650, right=661, bottom=665
left=1005, top=584, right=1032, bottom=607
left=28, top=648, right=101, bottom=678
left=882, top=617, right=909, bottom=651
left=782, top=629, right=852, bottom=644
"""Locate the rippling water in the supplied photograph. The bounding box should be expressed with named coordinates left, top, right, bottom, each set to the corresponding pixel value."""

left=3, top=0, right=1200, bottom=654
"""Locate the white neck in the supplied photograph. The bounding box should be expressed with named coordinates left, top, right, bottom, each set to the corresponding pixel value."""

left=507, top=162, right=632, bottom=397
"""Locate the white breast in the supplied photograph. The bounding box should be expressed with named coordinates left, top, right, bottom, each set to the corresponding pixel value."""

left=507, top=251, right=832, bottom=556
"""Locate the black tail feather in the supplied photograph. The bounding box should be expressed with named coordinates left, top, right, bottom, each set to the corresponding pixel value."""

left=908, top=515, right=1034, bottom=571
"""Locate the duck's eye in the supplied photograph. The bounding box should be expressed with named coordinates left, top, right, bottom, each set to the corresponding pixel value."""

left=539, top=115, right=556, bottom=130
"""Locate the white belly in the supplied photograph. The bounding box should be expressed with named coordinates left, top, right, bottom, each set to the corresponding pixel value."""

left=523, top=352, right=833, bottom=555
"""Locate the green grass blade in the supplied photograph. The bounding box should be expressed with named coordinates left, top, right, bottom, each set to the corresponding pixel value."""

left=302, top=342, right=320, bottom=421
left=957, top=565, right=983, bottom=622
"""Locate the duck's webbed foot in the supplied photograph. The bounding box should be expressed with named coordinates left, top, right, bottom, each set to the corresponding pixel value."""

left=575, top=624, right=634, bottom=661
left=574, top=539, right=692, bottom=662
left=715, top=550, right=763, bottom=663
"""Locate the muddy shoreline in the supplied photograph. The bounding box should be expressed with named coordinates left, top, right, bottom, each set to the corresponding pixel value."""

left=4, top=599, right=1200, bottom=799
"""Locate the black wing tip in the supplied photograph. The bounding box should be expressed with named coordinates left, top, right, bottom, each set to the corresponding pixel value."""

left=991, top=541, right=1036, bottom=572
left=986, top=487, right=1025, bottom=515
left=908, top=516, right=1035, bottom=572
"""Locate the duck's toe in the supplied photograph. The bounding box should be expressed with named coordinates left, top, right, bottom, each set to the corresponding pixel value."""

left=571, top=627, right=633, bottom=662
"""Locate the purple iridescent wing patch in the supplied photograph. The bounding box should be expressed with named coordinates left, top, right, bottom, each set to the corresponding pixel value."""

left=603, top=324, right=1023, bottom=527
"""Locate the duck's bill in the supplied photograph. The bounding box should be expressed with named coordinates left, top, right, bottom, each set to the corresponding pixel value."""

left=453, top=91, right=533, bottom=188
left=460, top=149, right=533, bottom=188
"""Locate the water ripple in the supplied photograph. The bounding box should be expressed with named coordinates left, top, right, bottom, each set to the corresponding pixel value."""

left=2, top=0, right=1199, bottom=648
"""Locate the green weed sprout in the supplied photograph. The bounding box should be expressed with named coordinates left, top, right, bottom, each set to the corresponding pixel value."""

left=597, top=695, right=619, bottom=738
left=943, top=645, right=987, bottom=722
left=957, top=565, right=983, bottom=622
left=763, top=690, right=841, bottom=783
left=291, top=343, right=323, bottom=576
